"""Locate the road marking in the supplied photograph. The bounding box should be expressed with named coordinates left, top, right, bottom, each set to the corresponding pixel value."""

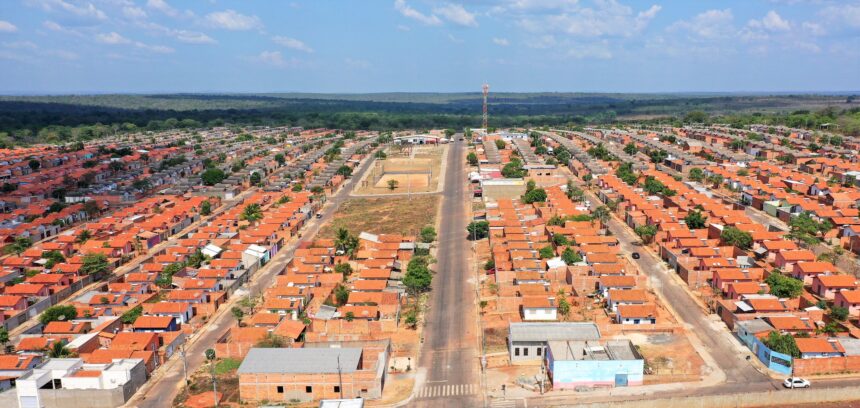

left=489, top=400, right=517, bottom=408
left=416, top=384, right=478, bottom=399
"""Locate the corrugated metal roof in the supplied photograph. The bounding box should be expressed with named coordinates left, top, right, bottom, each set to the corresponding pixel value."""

left=509, top=322, right=600, bottom=342
left=238, top=348, right=362, bottom=374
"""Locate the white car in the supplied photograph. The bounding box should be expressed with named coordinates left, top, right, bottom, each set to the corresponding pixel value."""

left=783, top=377, right=810, bottom=389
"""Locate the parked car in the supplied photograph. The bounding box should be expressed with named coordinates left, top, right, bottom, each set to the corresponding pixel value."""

left=783, top=377, right=810, bottom=389
left=632, top=252, right=640, bottom=259
left=315, top=213, right=323, bottom=219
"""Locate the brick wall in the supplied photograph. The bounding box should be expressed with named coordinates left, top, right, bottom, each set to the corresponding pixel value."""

left=792, top=355, right=860, bottom=376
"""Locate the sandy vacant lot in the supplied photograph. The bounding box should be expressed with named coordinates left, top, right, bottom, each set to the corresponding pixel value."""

left=318, top=196, right=440, bottom=238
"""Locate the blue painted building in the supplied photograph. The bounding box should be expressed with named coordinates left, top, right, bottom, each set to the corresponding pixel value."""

left=545, top=339, right=644, bottom=389
left=736, top=318, right=793, bottom=375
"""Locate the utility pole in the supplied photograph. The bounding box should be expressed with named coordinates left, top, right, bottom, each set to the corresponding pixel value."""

left=337, top=355, right=344, bottom=399
left=181, top=345, right=189, bottom=386
left=482, top=83, right=490, bottom=131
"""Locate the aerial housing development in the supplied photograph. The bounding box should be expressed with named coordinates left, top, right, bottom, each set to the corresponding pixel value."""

left=1, top=1, right=860, bottom=408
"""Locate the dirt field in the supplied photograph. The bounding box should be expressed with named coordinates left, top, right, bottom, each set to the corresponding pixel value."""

left=318, top=196, right=441, bottom=239
left=623, top=332, right=704, bottom=384
left=355, top=144, right=445, bottom=195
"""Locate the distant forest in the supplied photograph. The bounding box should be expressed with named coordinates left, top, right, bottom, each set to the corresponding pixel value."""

left=0, top=92, right=858, bottom=146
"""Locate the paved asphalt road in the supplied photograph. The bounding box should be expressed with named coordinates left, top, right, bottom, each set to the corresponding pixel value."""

left=126, top=147, right=380, bottom=408
left=410, top=139, right=481, bottom=408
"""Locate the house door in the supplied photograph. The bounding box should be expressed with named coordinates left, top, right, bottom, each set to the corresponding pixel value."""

left=615, top=374, right=628, bottom=387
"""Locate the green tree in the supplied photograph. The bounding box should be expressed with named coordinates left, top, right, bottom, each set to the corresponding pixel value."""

left=688, top=168, right=704, bottom=182
left=684, top=210, right=707, bottom=229
left=231, top=306, right=245, bottom=325
left=249, top=172, right=262, bottom=186
left=0, top=327, right=8, bottom=351
left=40, top=305, right=77, bottom=325
left=255, top=333, right=287, bottom=348
left=788, top=212, right=832, bottom=245
left=523, top=188, right=547, bottom=204
left=200, top=168, right=226, bottom=186
left=334, top=284, right=349, bottom=306
left=552, top=234, right=568, bottom=246
left=403, top=256, right=433, bottom=295
left=292, top=183, right=304, bottom=192
left=561, top=247, right=582, bottom=264
left=344, top=311, right=355, bottom=321
left=200, top=200, right=211, bottom=216
left=404, top=308, right=418, bottom=328
left=526, top=179, right=536, bottom=193
left=539, top=246, right=554, bottom=259
left=240, top=203, right=263, bottom=222
left=831, top=306, right=849, bottom=321
left=466, top=221, right=490, bottom=240
left=762, top=331, right=800, bottom=358
left=765, top=272, right=804, bottom=298
left=29, top=159, right=41, bottom=171
left=387, top=179, right=399, bottom=190
left=557, top=289, right=571, bottom=320
left=592, top=206, right=611, bottom=225
left=48, top=342, right=74, bottom=358
left=336, top=165, right=353, bottom=177
left=419, top=226, right=437, bottom=243
left=274, top=153, right=286, bottom=166
left=495, top=139, right=506, bottom=150
left=466, top=152, right=478, bottom=166
left=120, top=305, right=143, bottom=324
left=335, top=228, right=359, bottom=257
left=80, top=253, right=110, bottom=278
left=335, top=262, right=353, bottom=281
left=501, top=158, right=527, bottom=178
left=76, top=229, right=92, bottom=244
left=4, top=237, right=32, bottom=255
left=721, top=226, right=753, bottom=250
left=634, top=224, right=658, bottom=244
left=737, top=168, right=749, bottom=177
left=623, top=142, right=637, bottom=156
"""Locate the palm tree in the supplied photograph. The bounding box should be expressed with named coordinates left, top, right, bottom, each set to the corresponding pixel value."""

left=592, top=206, right=611, bottom=226
left=335, top=228, right=359, bottom=257
left=47, top=341, right=73, bottom=358
left=240, top=203, right=263, bottom=223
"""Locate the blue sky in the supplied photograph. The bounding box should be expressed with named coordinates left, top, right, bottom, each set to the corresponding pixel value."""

left=0, top=0, right=859, bottom=94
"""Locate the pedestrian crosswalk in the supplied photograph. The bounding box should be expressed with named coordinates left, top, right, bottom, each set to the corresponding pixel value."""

left=415, top=383, right=478, bottom=399
left=488, top=399, right=518, bottom=408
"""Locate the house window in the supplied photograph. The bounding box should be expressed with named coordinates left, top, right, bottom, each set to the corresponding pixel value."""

left=334, top=386, right=340, bottom=393
left=305, top=386, right=312, bottom=393
left=537, top=347, right=542, bottom=356
left=523, top=348, right=529, bottom=356
left=276, top=386, right=284, bottom=394
left=514, top=348, right=520, bottom=356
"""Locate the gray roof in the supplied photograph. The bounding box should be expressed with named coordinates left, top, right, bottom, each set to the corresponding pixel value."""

left=509, top=322, right=600, bottom=342
left=238, top=348, right=362, bottom=374
left=737, top=317, right=774, bottom=334
left=838, top=338, right=860, bottom=356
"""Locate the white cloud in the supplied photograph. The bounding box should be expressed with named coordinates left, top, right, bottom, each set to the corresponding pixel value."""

left=2, top=41, right=37, bottom=49
left=0, top=21, right=17, bottom=33
left=44, top=49, right=78, bottom=60
left=493, top=37, right=509, bottom=46
left=251, top=50, right=301, bottom=68
left=802, top=21, right=825, bottom=36
left=134, top=21, right=216, bottom=44
left=205, top=9, right=263, bottom=31
left=433, top=3, right=478, bottom=27
left=668, top=9, right=735, bottom=40
left=96, top=31, right=131, bottom=44
left=344, top=57, right=371, bottom=69
left=517, top=0, right=661, bottom=38
left=447, top=33, right=464, bottom=43
left=26, top=0, right=107, bottom=21
left=122, top=6, right=147, bottom=20
left=525, top=35, right=556, bottom=49
left=394, top=0, right=441, bottom=26
left=819, top=4, right=860, bottom=30
left=272, top=36, right=313, bottom=53
left=748, top=10, right=791, bottom=32
left=146, top=0, right=191, bottom=18
left=96, top=32, right=174, bottom=53
left=568, top=41, right=612, bottom=59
